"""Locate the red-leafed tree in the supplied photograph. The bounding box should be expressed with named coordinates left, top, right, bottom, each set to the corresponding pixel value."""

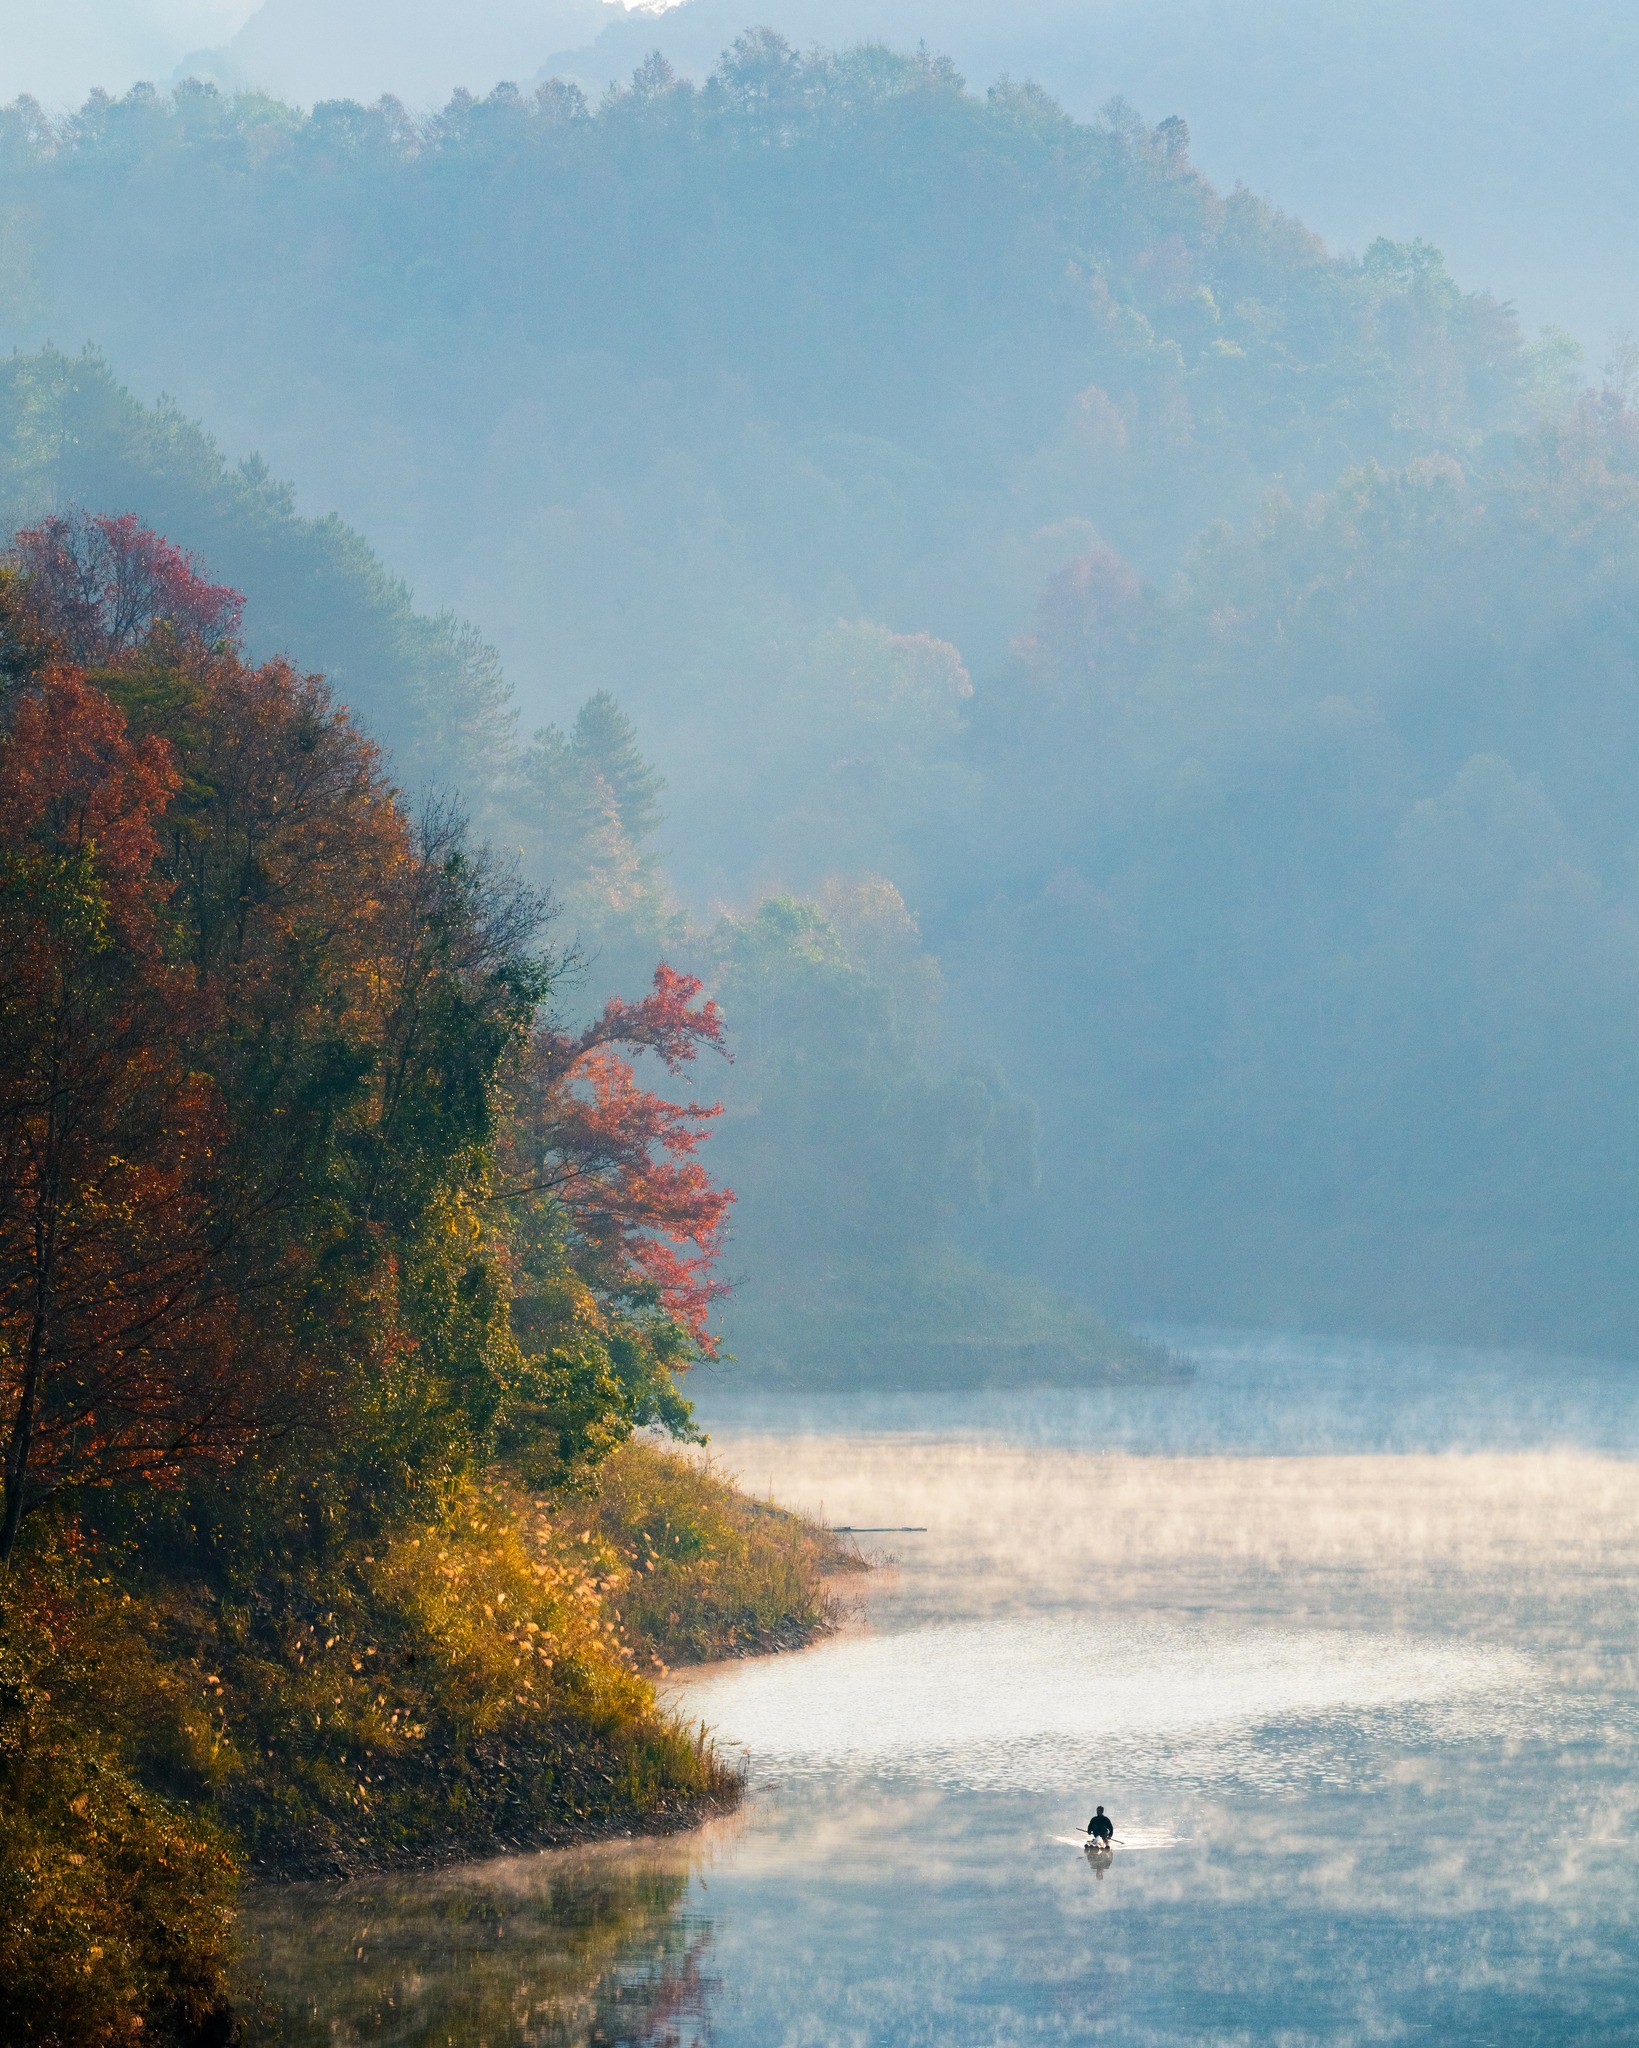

left=0, top=671, right=252, bottom=1560
left=8, top=511, right=243, bottom=670
left=508, top=965, right=733, bottom=1351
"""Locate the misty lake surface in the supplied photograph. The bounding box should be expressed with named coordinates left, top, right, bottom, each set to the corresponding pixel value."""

left=244, top=1334, right=1639, bottom=2044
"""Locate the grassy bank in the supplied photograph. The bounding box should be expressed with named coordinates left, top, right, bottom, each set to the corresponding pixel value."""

left=0, top=1545, right=242, bottom=2048
left=563, top=1436, right=865, bottom=1667
left=0, top=1444, right=851, bottom=2046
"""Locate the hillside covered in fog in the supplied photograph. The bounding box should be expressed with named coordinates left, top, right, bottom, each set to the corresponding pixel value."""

left=529, top=0, right=1639, bottom=351
left=33, top=0, right=1639, bottom=354
left=6, top=39, right=1639, bottom=1357
left=0, top=43, right=1551, bottom=873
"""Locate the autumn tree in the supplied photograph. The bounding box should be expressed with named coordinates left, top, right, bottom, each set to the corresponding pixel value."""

left=496, top=966, right=733, bottom=1479
left=522, top=965, right=731, bottom=1337
left=0, top=512, right=735, bottom=1544
left=0, top=543, right=552, bottom=1553
left=119, top=643, right=551, bottom=1523
left=0, top=568, right=67, bottom=690
left=8, top=510, right=242, bottom=670
left=0, top=670, right=250, bottom=1559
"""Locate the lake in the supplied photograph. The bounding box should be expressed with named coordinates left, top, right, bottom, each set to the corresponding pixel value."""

left=244, top=1332, right=1639, bottom=2043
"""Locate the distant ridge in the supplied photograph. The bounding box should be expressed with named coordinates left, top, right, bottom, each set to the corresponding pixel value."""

left=180, top=0, right=640, bottom=107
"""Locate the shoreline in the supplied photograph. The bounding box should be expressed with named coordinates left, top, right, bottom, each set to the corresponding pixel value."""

left=244, top=1780, right=745, bottom=1888
left=236, top=1446, right=865, bottom=1889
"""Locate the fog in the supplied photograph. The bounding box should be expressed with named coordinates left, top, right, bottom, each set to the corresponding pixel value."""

left=7, top=7, right=1639, bottom=1364
left=243, top=1341, right=1639, bottom=2041
left=0, top=0, right=256, bottom=108
left=21, top=2, right=1639, bottom=348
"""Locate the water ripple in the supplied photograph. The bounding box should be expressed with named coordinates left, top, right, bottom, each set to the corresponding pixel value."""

left=685, top=1615, right=1571, bottom=1793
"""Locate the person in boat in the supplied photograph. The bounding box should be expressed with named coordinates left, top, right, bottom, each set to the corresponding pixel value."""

left=1087, top=1806, right=1114, bottom=1846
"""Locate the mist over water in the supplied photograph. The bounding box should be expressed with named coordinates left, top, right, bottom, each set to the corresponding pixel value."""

left=694, top=1327, right=1639, bottom=1453
left=688, top=1615, right=1548, bottom=1792
left=247, top=1335, right=1639, bottom=2044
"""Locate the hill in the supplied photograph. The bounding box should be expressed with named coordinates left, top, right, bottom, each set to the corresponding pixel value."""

left=8, top=48, right=1639, bottom=1355
left=940, top=401, right=1639, bottom=1349
left=0, top=46, right=1547, bottom=899
left=47, top=1, right=1637, bottom=357
left=537, top=0, right=1639, bottom=351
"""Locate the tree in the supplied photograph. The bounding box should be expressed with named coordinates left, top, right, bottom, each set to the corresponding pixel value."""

left=125, top=642, right=551, bottom=1515
left=522, top=691, right=669, bottom=930
left=0, top=670, right=251, bottom=1559
left=8, top=511, right=242, bottom=670
left=488, top=964, right=732, bottom=1484
left=505, top=965, right=732, bottom=1351
left=567, top=692, right=667, bottom=848
left=0, top=567, right=67, bottom=689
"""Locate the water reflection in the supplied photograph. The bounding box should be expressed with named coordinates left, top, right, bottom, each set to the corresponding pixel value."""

left=242, top=1833, right=723, bottom=2047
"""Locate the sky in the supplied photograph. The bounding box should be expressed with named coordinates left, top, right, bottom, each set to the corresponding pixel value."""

left=0, top=0, right=259, bottom=106
left=0, top=0, right=641, bottom=110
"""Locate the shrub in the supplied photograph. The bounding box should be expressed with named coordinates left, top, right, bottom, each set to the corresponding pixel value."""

left=0, top=1547, right=240, bottom=2048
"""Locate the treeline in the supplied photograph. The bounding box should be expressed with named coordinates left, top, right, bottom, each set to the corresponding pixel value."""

left=3, top=37, right=1524, bottom=493
left=939, top=396, right=1639, bottom=1347
left=0, top=38, right=1561, bottom=904
left=0, top=513, right=858, bottom=2044
left=520, top=0, right=1639, bottom=353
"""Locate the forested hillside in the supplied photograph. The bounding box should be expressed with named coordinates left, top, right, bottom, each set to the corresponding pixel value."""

left=533, top=0, right=1639, bottom=351
left=0, top=44, right=1553, bottom=899
left=9, top=39, right=1639, bottom=1355
left=0, top=350, right=511, bottom=797
left=0, top=512, right=884, bottom=2036
left=52, top=2, right=1639, bottom=361
left=942, top=402, right=1639, bottom=1347
left=0, top=349, right=1126, bottom=1381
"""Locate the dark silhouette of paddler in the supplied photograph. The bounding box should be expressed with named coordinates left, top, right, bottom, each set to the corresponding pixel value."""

left=1087, top=1805, right=1114, bottom=1846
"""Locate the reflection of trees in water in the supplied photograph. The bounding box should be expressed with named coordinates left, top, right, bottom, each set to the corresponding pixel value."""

left=590, top=1929, right=711, bottom=2048
left=242, top=1845, right=713, bottom=2046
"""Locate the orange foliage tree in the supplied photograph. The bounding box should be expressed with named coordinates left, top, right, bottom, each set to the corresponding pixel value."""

left=0, top=671, right=253, bottom=1559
